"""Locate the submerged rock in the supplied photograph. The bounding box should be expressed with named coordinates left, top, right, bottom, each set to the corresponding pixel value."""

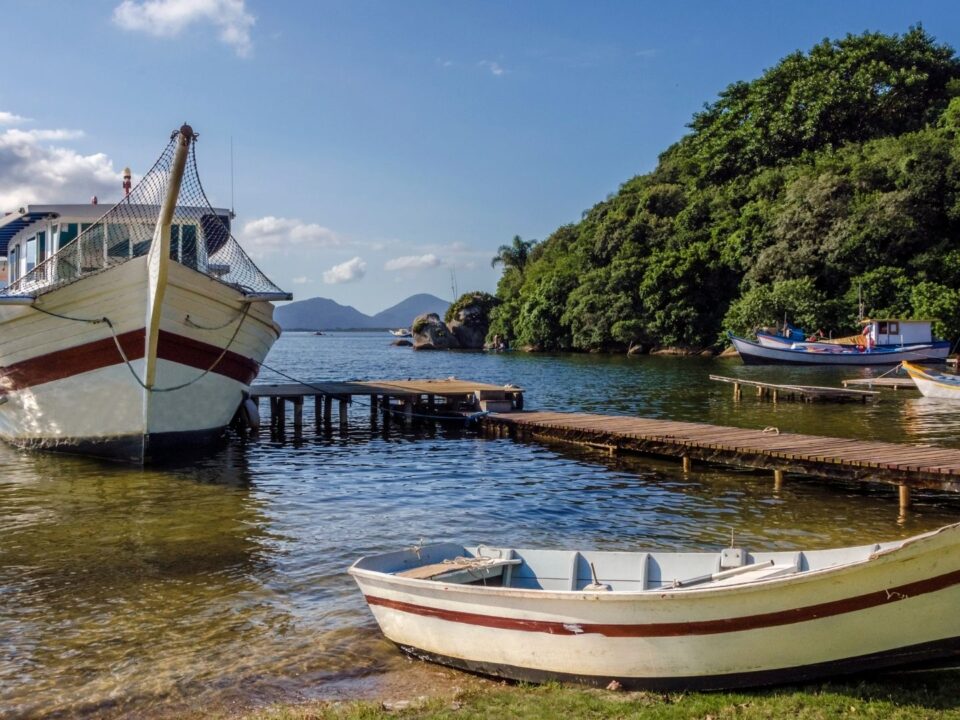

left=391, top=338, right=413, bottom=347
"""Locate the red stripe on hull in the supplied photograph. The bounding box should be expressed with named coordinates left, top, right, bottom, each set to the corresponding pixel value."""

left=0, top=328, right=258, bottom=390
left=365, top=567, right=960, bottom=638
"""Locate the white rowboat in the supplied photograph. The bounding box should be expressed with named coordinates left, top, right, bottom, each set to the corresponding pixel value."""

left=902, top=361, right=960, bottom=399
left=350, top=524, right=960, bottom=690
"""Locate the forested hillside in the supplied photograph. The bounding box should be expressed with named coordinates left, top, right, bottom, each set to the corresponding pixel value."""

left=490, top=27, right=960, bottom=351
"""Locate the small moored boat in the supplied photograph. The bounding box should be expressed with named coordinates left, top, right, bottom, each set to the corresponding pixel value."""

left=390, top=328, right=412, bottom=338
left=350, top=524, right=960, bottom=690
left=729, top=333, right=949, bottom=366
left=902, top=361, right=960, bottom=399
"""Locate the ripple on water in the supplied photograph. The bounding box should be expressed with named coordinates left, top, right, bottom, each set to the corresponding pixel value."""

left=3, top=332, right=960, bottom=717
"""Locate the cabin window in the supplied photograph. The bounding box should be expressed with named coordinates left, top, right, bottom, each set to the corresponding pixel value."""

left=181, top=224, right=198, bottom=268
left=25, top=237, right=36, bottom=273
left=878, top=321, right=888, bottom=334
left=107, top=224, right=130, bottom=259
left=888, top=321, right=899, bottom=335
left=58, top=223, right=78, bottom=250
left=37, top=231, right=46, bottom=264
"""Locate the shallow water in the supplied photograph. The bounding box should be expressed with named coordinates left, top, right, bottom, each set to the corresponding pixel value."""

left=3, top=332, right=960, bottom=718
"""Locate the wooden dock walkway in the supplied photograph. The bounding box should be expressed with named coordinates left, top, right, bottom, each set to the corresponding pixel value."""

left=249, top=378, right=523, bottom=431
left=481, top=411, right=960, bottom=509
left=710, top=374, right=878, bottom=402
left=842, top=377, right=916, bottom=390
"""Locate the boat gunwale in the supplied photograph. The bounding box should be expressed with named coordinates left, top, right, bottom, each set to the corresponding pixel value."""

left=347, top=522, right=957, bottom=602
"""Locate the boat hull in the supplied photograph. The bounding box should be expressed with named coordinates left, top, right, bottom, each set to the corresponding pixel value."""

left=350, top=526, right=960, bottom=690
left=902, top=362, right=960, bottom=400
left=0, top=257, right=280, bottom=462
left=730, top=335, right=949, bottom=365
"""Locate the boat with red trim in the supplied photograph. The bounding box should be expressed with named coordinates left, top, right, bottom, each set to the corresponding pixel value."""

left=0, top=125, right=290, bottom=462
left=350, top=523, right=960, bottom=690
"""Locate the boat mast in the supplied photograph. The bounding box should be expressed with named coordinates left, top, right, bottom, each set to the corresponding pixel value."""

left=144, top=124, right=196, bottom=389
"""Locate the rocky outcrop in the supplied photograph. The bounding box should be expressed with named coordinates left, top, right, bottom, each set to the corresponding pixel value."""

left=411, top=313, right=460, bottom=350
left=446, top=292, right=498, bottom=349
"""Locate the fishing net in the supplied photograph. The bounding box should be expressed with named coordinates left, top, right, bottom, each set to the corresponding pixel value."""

left=1, top=129, right=288, bottom=300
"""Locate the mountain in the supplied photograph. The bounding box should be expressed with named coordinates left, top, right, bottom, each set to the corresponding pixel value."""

left=274, top=293, right=450, bottom=330
left=371, top=293, right=452, bottom=329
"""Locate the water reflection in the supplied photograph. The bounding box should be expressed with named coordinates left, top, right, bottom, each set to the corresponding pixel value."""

left=3, top=333, right=960, bottom=718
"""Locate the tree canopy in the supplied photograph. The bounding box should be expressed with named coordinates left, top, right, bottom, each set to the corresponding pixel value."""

left=489, top=27, right=960, bottom=351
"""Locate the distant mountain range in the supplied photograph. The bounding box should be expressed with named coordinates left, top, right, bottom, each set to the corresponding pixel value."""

left=274, top=293, right=450, bottom=330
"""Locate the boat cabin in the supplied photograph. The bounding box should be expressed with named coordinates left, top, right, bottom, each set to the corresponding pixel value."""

left=862, top=318, right=935, bottom=345
left=0, top=202, right=233, bottom=291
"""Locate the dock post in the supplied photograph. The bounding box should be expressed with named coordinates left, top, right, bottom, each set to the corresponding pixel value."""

left=293, top=397, right=303, bottom=434
left=898, top=483, right=911, bottom=513
left=370, top=394, right=378, bottom=424
left=771, top=389, right=778, bottom=403
left=324, top=395, right=333, bottom=427
left=339, top=398, right=348, bottom=430
left=404, top=399, right=414, bottom=424
left=314, top=395, right=322, bottom=432
left=682, top=455, right=692, bottom=472
left=276, top=398, right=285, bottom=432
left=773, top=469, right=784, bottom=491
left=427, top=394, right=436, bottom=412
left=733, top=382, right=741, bottom=401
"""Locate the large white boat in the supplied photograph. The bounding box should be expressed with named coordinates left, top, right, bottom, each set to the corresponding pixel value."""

left=351, top=524, right=960, bottom=690
left=0, top=125, right=290, bottom=462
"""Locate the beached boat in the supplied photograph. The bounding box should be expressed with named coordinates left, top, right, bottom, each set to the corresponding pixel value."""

left=0, top=125, right=290, bottom=462
left=729, top=333, right=949, bottom=366
left=350, top=523, right=960, bottom=690
left=902, top=361, right=960, bottom=399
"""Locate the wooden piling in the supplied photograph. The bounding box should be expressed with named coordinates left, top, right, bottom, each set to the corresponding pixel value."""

left=324, top=395, right=332, bottom=425
left=339, top=398, right=348, bottom=429
left=774, top=469, right=784, bottom=491
left=899, top=483, right=911, bottom=512
left=370, top=394, right=378, bottom=423
left=314, top=395, right=323, bottom=432
left=682, top=455, right=692, bottom=472
left=293, top=397, right=303, bottom=433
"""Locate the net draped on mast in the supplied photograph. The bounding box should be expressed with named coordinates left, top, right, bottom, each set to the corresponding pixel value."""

left=2, top=131, right=288, bottom=300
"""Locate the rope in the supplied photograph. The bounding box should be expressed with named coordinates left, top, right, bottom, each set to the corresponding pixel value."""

left=31, top=302, right=251, bottom=393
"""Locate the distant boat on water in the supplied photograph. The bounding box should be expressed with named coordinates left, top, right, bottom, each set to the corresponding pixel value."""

left=0, top=125, right=290, bottom=462
left=390, top=328, right=412, bottom=338
left=350, top=523, right=960, bottom=690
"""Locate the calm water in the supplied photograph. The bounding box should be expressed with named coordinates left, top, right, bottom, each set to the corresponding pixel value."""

left=4, top=331, right=960, bottom=718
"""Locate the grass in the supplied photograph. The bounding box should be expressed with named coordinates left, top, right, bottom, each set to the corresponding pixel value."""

left=210, top=670, right=960, bottom=720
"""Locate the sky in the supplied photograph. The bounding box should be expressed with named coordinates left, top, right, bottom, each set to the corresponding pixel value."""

left=3, top=1, right=960, bottom=313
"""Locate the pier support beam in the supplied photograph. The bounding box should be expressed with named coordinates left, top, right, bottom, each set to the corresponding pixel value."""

left=774, top=469, right=784, bottom=491
left=370, top=394, right=378, bottom=424
left=324, top=395, right=333, bottom=426
left=899, top=483, right=911, bottom=513
left=314, top=395, right=323, bottom=432
left=339, top=398, right=349, bottom=430
left=682, top=455, right=692, bottom=473
left=292, top=397, right=303, bottom=434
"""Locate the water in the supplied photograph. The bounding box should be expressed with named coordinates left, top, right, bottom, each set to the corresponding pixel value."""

left=4, top=331, right=960, bottom=718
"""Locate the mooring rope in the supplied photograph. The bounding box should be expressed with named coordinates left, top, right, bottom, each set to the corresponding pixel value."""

left=32, top=302, right=251, bottom=393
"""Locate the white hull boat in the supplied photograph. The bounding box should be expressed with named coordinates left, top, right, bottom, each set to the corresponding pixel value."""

left=0, top=125, right=290, bottom=462
left=729, top=334, right=949, bottom=366
left=902, top=361, right=960, bottom=400
left=350, top=524, right=960, bottom=690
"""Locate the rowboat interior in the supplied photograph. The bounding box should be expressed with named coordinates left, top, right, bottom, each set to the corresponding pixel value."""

left=355, top=540, right=907, bottom=592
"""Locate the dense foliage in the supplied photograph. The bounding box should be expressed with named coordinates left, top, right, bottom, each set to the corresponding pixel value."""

left=445, top=291, right=500, bottom=326
left=490, top=28, right=960, bottom=350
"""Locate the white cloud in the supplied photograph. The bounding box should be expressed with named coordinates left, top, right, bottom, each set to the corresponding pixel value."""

left=323, top=257, right=366, bottom=284
left=0, top=112, right=29, bottom=126
left=113, top=0, right=255, bottom=57
left=292, top=276, right=308, bottom=284
left=240, top=215, right=339, bottom=256
left=384, top=253, right=442, bottom=271
left=0, top=124, right=121, bottom=210
left=479, top=60, right=506, bottom=76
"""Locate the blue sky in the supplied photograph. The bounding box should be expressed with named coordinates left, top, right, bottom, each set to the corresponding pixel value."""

left=2, top=1, right=960, bottom=313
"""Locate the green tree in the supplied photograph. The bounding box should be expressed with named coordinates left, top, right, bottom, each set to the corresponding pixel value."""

left=491, top=235, right=538, bottom=276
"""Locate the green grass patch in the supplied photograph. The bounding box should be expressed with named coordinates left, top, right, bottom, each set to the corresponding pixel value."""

left=221, top=670, right=960, bottom=719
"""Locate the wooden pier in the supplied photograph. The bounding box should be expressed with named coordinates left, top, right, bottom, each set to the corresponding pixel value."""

left=249, top=378, right=523, bottom=432
left=481, top=411, right=960, bottom=510
left=710, top=374, right=878, bottom=402
left=842, top=377, right=916, bottom=390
